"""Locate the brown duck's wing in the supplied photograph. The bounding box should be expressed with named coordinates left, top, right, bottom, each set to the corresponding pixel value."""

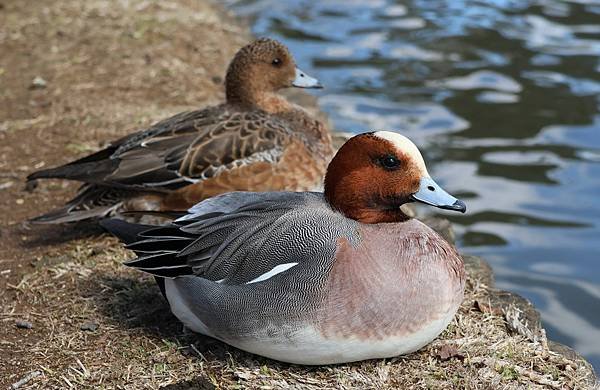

left=106, top=110, right=293, bottom=189
left=29, top=184, right=131, bottom=224
left=26, top=109, right=223, bottom=184
left=28, top=108, right=294, bottom=191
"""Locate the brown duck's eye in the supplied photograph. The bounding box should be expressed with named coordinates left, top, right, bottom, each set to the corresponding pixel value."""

left=378, top=155, right=401, bottom=170
left=272, top=58, right=282, bottom=67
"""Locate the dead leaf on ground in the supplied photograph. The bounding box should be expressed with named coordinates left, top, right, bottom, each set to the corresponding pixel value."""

left=434, top=344, right=464, bottom=361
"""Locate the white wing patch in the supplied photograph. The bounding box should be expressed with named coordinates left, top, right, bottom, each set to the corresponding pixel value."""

left=373, top=131, right=429, bottom=176
left=246, top=262, right=299, bottom=284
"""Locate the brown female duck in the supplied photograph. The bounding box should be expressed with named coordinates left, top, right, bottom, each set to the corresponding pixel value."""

left=28, top=38, right=332, bottom=223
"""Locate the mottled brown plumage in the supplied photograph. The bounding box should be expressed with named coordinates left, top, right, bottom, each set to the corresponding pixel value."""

left=225, top=39, right=296, bottom=110
left=27, top=38, right=333, bottom=223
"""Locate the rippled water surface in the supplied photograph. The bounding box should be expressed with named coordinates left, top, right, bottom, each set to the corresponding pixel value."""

left=228, top=0, right=600, bottom=370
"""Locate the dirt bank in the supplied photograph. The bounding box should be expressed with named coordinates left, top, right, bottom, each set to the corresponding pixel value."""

left=0, top=0, right=597, bottom=388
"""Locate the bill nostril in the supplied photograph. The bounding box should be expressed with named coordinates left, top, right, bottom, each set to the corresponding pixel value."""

left=427, top=185, right=435, bottom=191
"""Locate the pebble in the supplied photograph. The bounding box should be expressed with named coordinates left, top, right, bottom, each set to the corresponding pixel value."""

left=15, top=320, right=33, bottom=329
left=30, top=76, right=47, bottom=89
left=80, top=322, right=99, bottom=332
left=0, top=181, right=14, bottom=191
left=24, top=180, right=37, bottom=192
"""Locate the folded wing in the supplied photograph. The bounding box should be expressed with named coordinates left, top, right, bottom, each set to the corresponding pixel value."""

left=29, top=108, right=294, bottom=191
left=106, top=192, right=360, bottom=284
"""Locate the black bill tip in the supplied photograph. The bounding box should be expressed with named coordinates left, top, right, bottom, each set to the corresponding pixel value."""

left=439, top=199, right=467, bottom=213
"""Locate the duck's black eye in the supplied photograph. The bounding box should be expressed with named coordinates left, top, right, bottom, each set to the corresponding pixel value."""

left=378, top=155, right=401, bottom=170
left=272, top=58, right=282, bottom=67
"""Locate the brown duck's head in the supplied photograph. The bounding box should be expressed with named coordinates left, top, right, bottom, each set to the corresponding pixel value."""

left=225, top=38, right=322, bottom=109
left=324, top=131, right=466, bottom=224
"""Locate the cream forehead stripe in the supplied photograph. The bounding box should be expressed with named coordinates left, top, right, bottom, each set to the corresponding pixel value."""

left=373, top=131, right=429, bottom=176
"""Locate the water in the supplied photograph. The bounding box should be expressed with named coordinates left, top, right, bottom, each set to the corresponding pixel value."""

left=227, top=0, right=600, bottom=371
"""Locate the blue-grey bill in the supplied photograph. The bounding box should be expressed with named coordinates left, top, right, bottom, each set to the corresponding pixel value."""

left=292, top=67, right=323, bottom=89
left=410, top=177, right=466, bottom=213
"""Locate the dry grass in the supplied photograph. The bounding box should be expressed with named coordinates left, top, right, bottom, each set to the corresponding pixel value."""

left=2, top=234, right=597, bottom=389
left=0, top=0, right=597, bottom=389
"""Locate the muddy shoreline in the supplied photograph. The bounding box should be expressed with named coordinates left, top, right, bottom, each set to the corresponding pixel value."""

left=0, top=1, right=597, bottom=388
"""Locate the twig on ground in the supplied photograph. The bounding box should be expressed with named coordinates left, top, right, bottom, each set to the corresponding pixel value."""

left=189, top=344, right=206, bottom=361
left=470, top=357, right=563, bottom=389
left=10, top=370, right=42, bottom=389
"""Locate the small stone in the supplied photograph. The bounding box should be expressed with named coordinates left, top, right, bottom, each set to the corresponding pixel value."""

left=0, top=181, right=14, bottom=191
left=80, top=322, right=99, bottom=332
left=152, top=351, right=168, bottom=363
left=15, top=198, right=24, bottom=205
left=24, top=180, right=38, bottom=192
left=30, top=76, right=47, bottom=89
left=235, top=371, right=253, bottom=380
left=16, top=320, right=33, bottom=329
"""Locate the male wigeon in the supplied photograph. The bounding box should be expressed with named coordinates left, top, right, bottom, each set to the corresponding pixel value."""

left=27, top=38, right=332, bottom=223
left=102, top=131, right=467, bottom=365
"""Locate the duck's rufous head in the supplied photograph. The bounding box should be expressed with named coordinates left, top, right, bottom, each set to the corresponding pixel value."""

left=225, top=38, right=321, bottom=108
left=324, top=131, right=466, bottom=224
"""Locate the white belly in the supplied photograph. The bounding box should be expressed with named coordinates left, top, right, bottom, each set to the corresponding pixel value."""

left=233, top=310, right=456, bottom=365
left=164, top=279, right=214, bottom=337
left=165, top=276, right=456, bottom=365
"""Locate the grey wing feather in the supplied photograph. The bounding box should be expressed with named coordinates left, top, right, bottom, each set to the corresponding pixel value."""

left=180, top=191, right=299, bottom=220
left=124, top=192, right=360, bottom=283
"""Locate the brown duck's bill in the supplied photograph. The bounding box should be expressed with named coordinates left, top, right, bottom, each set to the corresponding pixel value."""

left=410, top=177, right=466, bottom=213
left=292, top=67, right=323, bottom=89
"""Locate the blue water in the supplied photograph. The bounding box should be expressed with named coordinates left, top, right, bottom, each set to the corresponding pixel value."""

left=228, top=0, right=600, bottom=371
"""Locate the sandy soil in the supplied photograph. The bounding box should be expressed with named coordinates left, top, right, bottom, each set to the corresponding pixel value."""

left=0, top=0, right=246, bottom=386
left=0, top=1, right=597, bottom=389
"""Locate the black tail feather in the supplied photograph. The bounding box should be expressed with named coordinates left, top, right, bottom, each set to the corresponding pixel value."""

left=126, top=237, right=194, bottom=253
left=124, top=252, right=186, bottom=269
left=100, top=219, right=154, bottom=245
left=101, top=219, right=172, bottom=297
left=101, top=218, right=195, bottom=279
left=27, top=146, right=117, bottom=182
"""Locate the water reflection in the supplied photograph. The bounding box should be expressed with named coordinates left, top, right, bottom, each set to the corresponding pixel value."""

left=430, top=70, right=522, bottom=93
left=319, top=94, right=469, bottom=141
left=228, top=0, right=600, bottom=371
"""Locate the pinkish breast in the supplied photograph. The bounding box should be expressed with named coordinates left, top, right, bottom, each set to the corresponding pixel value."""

left=316, top=219, right=465, bottom=340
